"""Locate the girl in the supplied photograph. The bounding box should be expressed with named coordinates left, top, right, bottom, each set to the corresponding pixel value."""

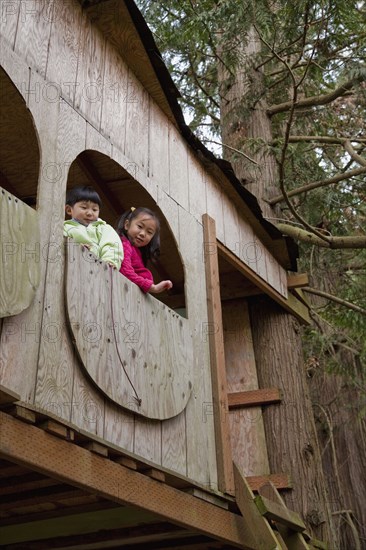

left=117, top=207, right=173, bottom=294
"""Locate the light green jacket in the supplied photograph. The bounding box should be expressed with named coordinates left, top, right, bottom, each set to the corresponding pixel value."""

left=64, top=219, right=123, bottom=270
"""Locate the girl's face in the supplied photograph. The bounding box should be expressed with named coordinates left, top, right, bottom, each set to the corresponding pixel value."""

left=125, top=213, right=157, bottom=247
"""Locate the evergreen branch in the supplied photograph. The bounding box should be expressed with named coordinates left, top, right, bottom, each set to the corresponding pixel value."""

left=303, top=287, right=366, bottom=315
left=275, top=223, right=366, bottom=249
left=255, top=23, right=331, bottom=244
left=267, top=76, right=365, bottom=116
left=269, top=166, right=366, bottom=205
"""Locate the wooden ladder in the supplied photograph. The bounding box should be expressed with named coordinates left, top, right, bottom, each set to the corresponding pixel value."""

left=234, top=464, right=327, bottom=550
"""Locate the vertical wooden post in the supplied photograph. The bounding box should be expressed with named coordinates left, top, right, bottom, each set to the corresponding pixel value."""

left=202, top=214, right=234, bottom=495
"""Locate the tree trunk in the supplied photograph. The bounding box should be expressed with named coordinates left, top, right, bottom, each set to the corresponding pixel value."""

left=217, top=27, right=336, bottom=546
left=309, top=365, right=366, bottom=550
left=249, top=296, right=335, bottom=543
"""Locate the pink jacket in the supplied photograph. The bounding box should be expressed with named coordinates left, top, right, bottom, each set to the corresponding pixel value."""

left=119, top=236, right=153, bottom=293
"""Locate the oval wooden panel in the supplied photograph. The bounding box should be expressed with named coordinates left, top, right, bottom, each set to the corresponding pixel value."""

left=0, top=188, right=40, bottom=317
left=65, top=241, right=193, bottom=420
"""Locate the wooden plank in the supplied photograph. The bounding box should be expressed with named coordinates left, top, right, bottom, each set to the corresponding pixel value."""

left=184, top=488, right=229, bottom=510
left=0, top=411, right=259, bottom=549
left=202, top=214, right=234, bottom=495
left=39, top=419, right=75, bottom=441
left=65, top=244, right=193, bottom=420
left=124, top=68, right=149, bottom=171
left=0, top=188, right=40, bottom=317
left=205, top=176, right=225, bottom=242
left=34, top=99, right=86, bottom=423
left=9, top=405, right=36, bottom=424
left=181, top=214, right=218, bottom=490
left=233, top=463, right=280, bottom=550
left=228, top=388, right=282, bottom=409
left=287, top=273, right=309, bottom=289
left=45, top=0, right=82, bottom=104
left=246, top=474, right=292, bottom=492
left=168, top=125, right=189, bottom=210
left=83, top=441, right=109, bottom=457
left=113, top=456, right=138, bottom=470
left=100, top=40, right=128, bottom=151
left=255, top=494, right=306, bottom=532
left=217, top=241, right=311, bottom=325
left=188, top=156, right=207, bottom=222
left=74, top=10, right=105, bottom=128
left=0, top=385, right=20, bottom=407
left=149, top=100, right=170, bottom=193
left=223, top=299, right=270, bottom=477
left=140, top=468, right=166, bottom=482
left=14, top=0, right=53, bottom=77
left=0, top=0, right=20, bottom=49
left=222, top=197, right=240, bottom=251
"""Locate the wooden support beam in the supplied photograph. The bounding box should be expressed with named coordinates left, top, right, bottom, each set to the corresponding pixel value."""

left=216, top=241, right=311, bottom=325
left=257, top=480, right=308, bottom=535
left=246, top=473, right=292, bottom=492
left=0, top=385, right=20, bottom=407
left=8, top=405, right=36, bottom=424
left=233, top=463, right=280, bottom=549
left=255, top=494, right=306, bottom=532
left=228, top=388, right=282, bottom=409
left=0, top=411, right=256, bottom=549
left=39, top=420, right=75, bottom=441
left=202, top=214, right=234, bottom=496
left=287, top=273, right=309, bottom=289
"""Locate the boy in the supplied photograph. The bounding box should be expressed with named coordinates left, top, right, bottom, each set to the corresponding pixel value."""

left=64, top=185, right=123, bottom=270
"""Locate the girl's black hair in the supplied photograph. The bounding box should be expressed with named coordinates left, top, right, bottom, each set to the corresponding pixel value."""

left=65, top=185, right=101, bottom=207
left=117, top=207, right=161, bottom=265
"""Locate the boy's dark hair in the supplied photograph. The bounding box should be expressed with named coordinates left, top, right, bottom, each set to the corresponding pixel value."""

left=117, top=207, right=161, bottom=265
left=65, top=185, right=101, bottom=207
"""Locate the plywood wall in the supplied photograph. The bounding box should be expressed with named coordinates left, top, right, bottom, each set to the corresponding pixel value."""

left=0, top=0, right=287, bottom=489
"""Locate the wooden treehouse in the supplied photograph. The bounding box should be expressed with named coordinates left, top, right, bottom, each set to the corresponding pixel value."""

left=0, top=1, right=325, bottom=549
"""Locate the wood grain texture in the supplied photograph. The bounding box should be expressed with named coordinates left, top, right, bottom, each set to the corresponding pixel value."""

left=100, top=42, right=128, bottom=151
left=74, top=11, right=105, bottom=128
left=0, top=411, right=257, bottom=549
left=124, top=69, right=149, bottom=171
left=222, top=299, right=270, bottom=477
left=180, top=212, right=218, bottom=489
left=65, top=244, right=193, bottom=420
left=0, top=0, right=20, bottom=49
left=149, top=100, right=170, bottom=193
left=45, top=0, right=82, bottom=104
left=168, top=125, right=189, bottom=210
left=228, top=388, right=282, bottom=409
left=0, top=189, right=40, bottom=317
left=188, top=156, right=207, bottom=223
left=14, top=0, right=53, bottom=78
left=233, top=463, right=280, bottom=550
left=202, top=214, right=234, bottom=494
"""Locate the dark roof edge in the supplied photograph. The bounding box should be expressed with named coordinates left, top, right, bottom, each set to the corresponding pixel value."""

left=123, top=0, right=298, bottom=271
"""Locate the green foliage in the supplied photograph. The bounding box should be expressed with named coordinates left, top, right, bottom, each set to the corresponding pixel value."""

left=137, top=0, right=366, bottom=386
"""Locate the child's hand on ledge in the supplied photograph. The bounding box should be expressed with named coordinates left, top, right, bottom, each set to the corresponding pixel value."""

left=149, top=280, right=173, bottom=294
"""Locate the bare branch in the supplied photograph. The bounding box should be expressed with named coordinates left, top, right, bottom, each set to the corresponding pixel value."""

left=275, top=223, right=366, bottom=249
left=202, top=139, right=259, bottom=164
left=344, top=140, right=366, bottom=167
left=286, top=136, right=366, bottom=145
left=270, top=166, right=366, bottom=205
left=267, top=76, right=365, bottom=116
left=303, top=287, right=366, bottom=315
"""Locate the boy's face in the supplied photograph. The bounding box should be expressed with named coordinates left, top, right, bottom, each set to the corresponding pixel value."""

left=65, top=200, right=100, bottom=226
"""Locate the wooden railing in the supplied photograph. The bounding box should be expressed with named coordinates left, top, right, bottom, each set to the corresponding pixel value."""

left=65, top=241, right=193, bottom=420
